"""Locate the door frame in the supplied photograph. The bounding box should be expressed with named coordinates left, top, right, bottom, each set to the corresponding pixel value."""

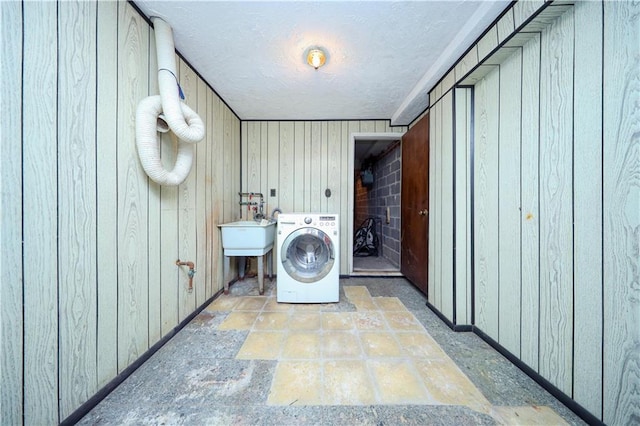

left=347, top=132, right=405, bottom=275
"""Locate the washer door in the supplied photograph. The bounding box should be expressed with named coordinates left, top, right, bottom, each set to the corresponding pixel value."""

left=281, top=227, right=335, bottom=283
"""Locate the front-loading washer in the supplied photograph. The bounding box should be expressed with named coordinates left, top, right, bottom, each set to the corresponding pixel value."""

left=277, top=213, right=339, bottom=303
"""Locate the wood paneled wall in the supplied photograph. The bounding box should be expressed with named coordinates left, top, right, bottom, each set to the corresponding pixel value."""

left=427, top=89, right=472, bottom=326
left=0, top=2, right=240, bottom=423
left=426, top=1, right=639, bottom=423
left=241, top=121, right=405, bottom=274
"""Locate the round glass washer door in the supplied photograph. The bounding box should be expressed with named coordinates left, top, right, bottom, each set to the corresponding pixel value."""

left=280, top=227, right=335, bottom=283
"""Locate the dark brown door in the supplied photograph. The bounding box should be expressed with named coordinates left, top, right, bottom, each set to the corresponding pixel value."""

left=401, top=113, right=429, bottom=294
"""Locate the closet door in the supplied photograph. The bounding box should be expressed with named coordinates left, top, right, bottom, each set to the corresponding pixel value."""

left=400, top=113, right=429, bottom=294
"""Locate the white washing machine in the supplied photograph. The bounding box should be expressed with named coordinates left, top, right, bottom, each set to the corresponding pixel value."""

left=277, top=213, right=339, bottom=303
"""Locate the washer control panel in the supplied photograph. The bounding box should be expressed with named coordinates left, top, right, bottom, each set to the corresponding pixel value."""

left=279, top=214, right=338, bottom=232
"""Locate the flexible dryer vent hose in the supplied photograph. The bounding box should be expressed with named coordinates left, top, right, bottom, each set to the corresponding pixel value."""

left=135, top=17, right=205, bottom=186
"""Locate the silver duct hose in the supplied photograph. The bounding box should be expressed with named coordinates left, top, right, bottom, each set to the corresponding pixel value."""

left=135, top=17, right=205, bottom=186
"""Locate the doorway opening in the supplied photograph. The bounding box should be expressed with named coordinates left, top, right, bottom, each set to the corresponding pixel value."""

left=348, top=133, right=404, bottom=276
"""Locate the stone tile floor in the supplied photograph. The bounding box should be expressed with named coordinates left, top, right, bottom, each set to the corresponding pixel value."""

left=78, top=277, right=585, bottom=425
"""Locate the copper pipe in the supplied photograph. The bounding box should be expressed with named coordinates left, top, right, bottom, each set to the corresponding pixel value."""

left=176, top=260, right=196, bottom=292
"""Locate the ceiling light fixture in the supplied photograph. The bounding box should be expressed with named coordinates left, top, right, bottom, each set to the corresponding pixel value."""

left=306, top=48, right=326, bottom=70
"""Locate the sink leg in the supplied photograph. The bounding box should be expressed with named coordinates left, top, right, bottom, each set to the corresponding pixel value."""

left=267, top=250, right=273, bottom=281
left=223, top=255, right=230, bottom=295
left=258, top=255, right=264, bottom=295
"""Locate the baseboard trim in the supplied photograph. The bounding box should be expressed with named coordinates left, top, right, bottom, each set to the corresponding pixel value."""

left=471, top=327, right=603, bottom=426
left=425, top=300, right=473, bottom=332
left=60, top=287, right=226, bottom=425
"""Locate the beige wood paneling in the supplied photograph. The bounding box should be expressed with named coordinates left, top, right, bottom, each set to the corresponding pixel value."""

left=178, top=59, right=198, bottom=321
left=519, top=33, right=541, bottom=371
left=440, top=92, right=454, bottom=319
left=159, top=49, right=180, bottom=336
left=327, top=122, right=342, bottom=214
left=279, top=122, right=296, bottom=213
left=210, top=90, right=223, bottom=298
left=243, top=121, right=260, bottom=205
left=1, top=1, right=23, bottom=423
left=147, top=22, right=163, bottom=348
left=454, top=88, right=472, bottom=325
left=419, top=0, right=638, bottom=422
left=293, top=122, right=306, bottom=212
left=455, top=46, right=479, bottom=83
left=212, top=93, right=227, bottom=292
left=497, top=47, right=522, bottom=356
left=478, top=26, right=499, bottom=61
left=302, top=122, right=313, bottom=211
left=473, top=66, right=500, bottom=337
left=428, top=112, right=437, bottom=304
left=58, top=1, right=98, bottom=418
left=159, top=125, right=180, bottom=337
left=434, top=100, right=443, bottom=310
left=513, top=0, right=545, bottom=29
left=223, top=108, right=236, bottom=223
left=195, top=78, right=209, bottom=306
left=10, top=2, right=240, bottom=422
left=340, top=122, right=351, bottom=251
left=538, top=9, right=573, bottom=395
left=117, top=2, right=150, bottom=369
left=96, top=0, right=120, bottom=387
left=573, top=0, right=603, bottom=415
left=603, top=1, right=640, bottom=424
left=22, top=2, right=59, bottom=423
left=497, top=8, right=515, bottom=43
left=267, top=122, right=280, bottom=214
left=320, top=122, right=330, bottom=211
left=310, top=122, right=323, bottom=212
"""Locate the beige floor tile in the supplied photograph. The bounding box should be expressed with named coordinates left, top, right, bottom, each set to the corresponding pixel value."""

left=253, top=312, right=290, bottom=330
left=289, top=312, right=322, bottom=330
left=322, top=331, right=362, bottom=359
left=353, top=312, right=388, bottom=330
left=234, top=296, right=267, bottom=311
left=323, top=360, right=376, bottom=405
left=322, top=312, right=354, bottom=330
left=383, top=311, right=424, bottom=331
left=344, top=286, right=372, bottom=300
left=236, top=331, right=285, bottom=360
left=205, top=296, right=239, bottom=311
left=263, top=297, right=293, bottom=312
left=369, top=359, right=430, bottom=404
left=359, top=332, right=403, bottom=357
left=292, top=303, right=323, bottom=311
left=268, top=361, right=322, bottom=405
left=373, top=296, right=407, bottom=311
left=217, top=311, right=259, bottom=330
left=415, top=358, right=491, bottom=413
left=351, top=297, right=378, bottom=311
left=396, top=332, right=448, bottom=359
left=281, top=332, right=321, bottom=359
left=491, top=406, right=569, bottom=425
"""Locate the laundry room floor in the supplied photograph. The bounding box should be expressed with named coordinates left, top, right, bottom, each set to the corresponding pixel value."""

left=78, top=278, right=585, bottom=425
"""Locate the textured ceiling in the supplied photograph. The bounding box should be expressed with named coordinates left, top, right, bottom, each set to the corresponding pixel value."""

left=134, top=1, right=509, bottom=125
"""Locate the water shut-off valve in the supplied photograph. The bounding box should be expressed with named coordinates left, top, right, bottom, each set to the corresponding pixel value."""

left=176, top=260, right=196, bottom=292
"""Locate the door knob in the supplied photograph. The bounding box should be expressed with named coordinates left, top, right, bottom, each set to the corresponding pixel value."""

left=418, top=209, right=428, bottom=216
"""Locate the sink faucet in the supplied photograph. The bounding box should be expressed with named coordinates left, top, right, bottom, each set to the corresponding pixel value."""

left=254, top=193, right=265, bottom=220
left=270, top=207, right=282, bottom=220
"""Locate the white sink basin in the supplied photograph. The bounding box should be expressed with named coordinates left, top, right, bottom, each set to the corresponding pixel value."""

left=218, top=220, right=276, bottom=256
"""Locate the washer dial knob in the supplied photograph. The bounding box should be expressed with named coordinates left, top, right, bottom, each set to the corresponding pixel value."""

left=304, top=217, right=312, bottom=224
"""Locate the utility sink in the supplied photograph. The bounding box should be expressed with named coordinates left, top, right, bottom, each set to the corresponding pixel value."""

left=218, top=220, right=276, bottom=256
